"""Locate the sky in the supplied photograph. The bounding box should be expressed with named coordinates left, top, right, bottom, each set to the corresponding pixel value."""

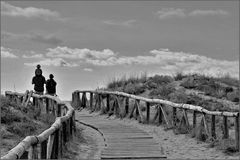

left=1, top=1, right=239, bottom=100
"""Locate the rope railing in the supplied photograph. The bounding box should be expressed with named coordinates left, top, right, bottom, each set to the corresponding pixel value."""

left=1, top=90, right=76, bottom=159
left=72, top=90, right=239, bottom=151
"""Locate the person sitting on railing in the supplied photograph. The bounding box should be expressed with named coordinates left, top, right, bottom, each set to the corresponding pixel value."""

left=46, top=74, right=57, bottom=96
left=32, top=65, right=46, bottom=95
left=35, top=64, right=42, bottom=76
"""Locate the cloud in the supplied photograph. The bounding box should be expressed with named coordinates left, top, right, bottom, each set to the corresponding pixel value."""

left=1, top=47, right=18, bottom=58
left=22, top=52, right=43, bottom=59
left=155, top=8, right=229, bottom=19
left=46, top=46, right=116, bottom=59
left=1, top=1, right=62, bottom=21
left=156, top=8, right=186, bottom=19
left=83, top=68, right=93, bottom=72
left=27, top=46, right=238, bottom=78
left=103, top=19, right=136, bottom=27
left=1, top=31, right=63, bottom=46
left=81, top=48, right=239, bottom=78
left=24, top=58, right=78, bottom=67
left=189, top=9, right=229, bottom=16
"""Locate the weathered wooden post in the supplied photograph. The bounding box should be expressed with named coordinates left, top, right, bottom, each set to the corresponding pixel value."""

left=135, top=100, right=140, bottom=120
left=146, top=102, right=150, bottom=123
left=57, top=104, right=62, bottom=117
left=58, top=127, right=62, bottom=158
left=235, top=115, right=239, bottom=151
left=76, top=92, right=81, bottom=109
left=98, top=94, right=101, bottom=111
left=172, top=107, right=177, bottom=127
left=125, top=97, right=129, bottom=117
left=105, top=94, right=109, bottom=113
left=158, top=105, right=163, bottom=124
left=211, top=115, right=216, bottom=139
left=46, top=98, right=49, bottom=114
left=52, top=130, right=59, bottom=159
left=82, top=92, right=86, bottom=108
left=90, top=92, right=93, bottom=110
left=223, top=116, right=229, bottom=139
left=47, top=134, right=55, bottom=159
left=193, top=111, right=197, bottom=129
left=40, top=140, right=47, bottom=159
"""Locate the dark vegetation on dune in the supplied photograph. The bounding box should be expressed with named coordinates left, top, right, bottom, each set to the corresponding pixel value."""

left=1, top=95, right=55, bottom=154
left=107, top=73, right=239, bottom=112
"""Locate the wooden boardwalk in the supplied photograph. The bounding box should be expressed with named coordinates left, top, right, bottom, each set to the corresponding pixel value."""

left=76, top=111, right=166, bottom=159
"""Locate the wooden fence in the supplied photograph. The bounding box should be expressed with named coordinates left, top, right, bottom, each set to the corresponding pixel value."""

left=72, top=90, right=239, bottom=151
left=1, top=90, right=76, bottom=159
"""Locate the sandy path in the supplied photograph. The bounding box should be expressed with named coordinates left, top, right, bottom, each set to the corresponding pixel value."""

left=77, top=109, right=239, bottom=159
left=69, top=109, right=239, bottom=159
left=62, top=119, right=104, bottom=159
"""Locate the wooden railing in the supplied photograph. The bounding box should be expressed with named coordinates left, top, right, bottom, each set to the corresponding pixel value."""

left=72, top=90, right=239, bottom=151
left=1, top=90, right=76, bottom=159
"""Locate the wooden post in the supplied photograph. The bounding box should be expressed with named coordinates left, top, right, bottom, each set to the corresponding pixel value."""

left=125, top=97, right=129, bottom=116
left=57, top=104, right=62, bottom=117
left=98, top=94, right=101, bottom=111
left=223, top=116, right=229, bottom=139
left=47, top=134, right=55, bottom=159
left=40, top=140, right=47, bottom=159
left=37, top=143, right=42, bottom=159
left=135, top=100, right=140, bottom=120
left=193, top=111, right=197, bottom=129
left=51, top=130, right=59, bottom=159
left=62, top=122, right=67, bottom=143
left=28, top=145, right=33, bottom=159
left=46, top=98, right=49, bottom=114
left=82, top=92, right=86, bottom=108
left=76, top=92, right=81, bottom=109
left=146, top=102, right=150, bottom=123
left=58, top=127, right=63, bottom=158
left=106, top=94, right=110, bottom=113
left=172, top=107, right=177, bottom=127
left=211, top=115, right=216, bottom=139
left=32, top=144, right=38, bottom=159
left=90, top=93, right=93, bottom=110
left=235, top=116, right=239, bottom=151
left=158, top=105, right=163, bottom=124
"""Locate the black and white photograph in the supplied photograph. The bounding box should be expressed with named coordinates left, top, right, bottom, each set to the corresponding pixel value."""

left=1, top=0, right=239, bottom=159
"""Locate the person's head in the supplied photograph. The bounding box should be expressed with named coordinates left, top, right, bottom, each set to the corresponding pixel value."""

left=36, top=64, right=41, bottom=69
left=49, top=74, right=54, bottom=79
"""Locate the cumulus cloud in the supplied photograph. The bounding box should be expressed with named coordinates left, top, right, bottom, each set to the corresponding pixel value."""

left=103, top=19, right=136, bottom=27
left=83, top=68, right=93, bottom=72
left=24, top=58, right=78, bottom=67
left=189, top=9, right=229, bottom=16
left=1, top=46, right=18, bottom=58
left=1, top=31, right=63, bottom=46
left=22, top=52, right=43, bottom=59
left=155, top=8, right=230, bottom=19
left=81, top=48, right=239, bottom=78
left=156, top=8, right=186, bottom=19
left=25, top=46, right=238, bottom=78
left=46, top=46, right=116, bottom=59
left=1, top=1, right=62, bottom=21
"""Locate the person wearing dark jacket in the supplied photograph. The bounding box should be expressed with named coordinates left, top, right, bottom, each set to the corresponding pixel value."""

left=46, top=74, right=57, bottom=96
left=32, top=67, right=46, bottom=95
